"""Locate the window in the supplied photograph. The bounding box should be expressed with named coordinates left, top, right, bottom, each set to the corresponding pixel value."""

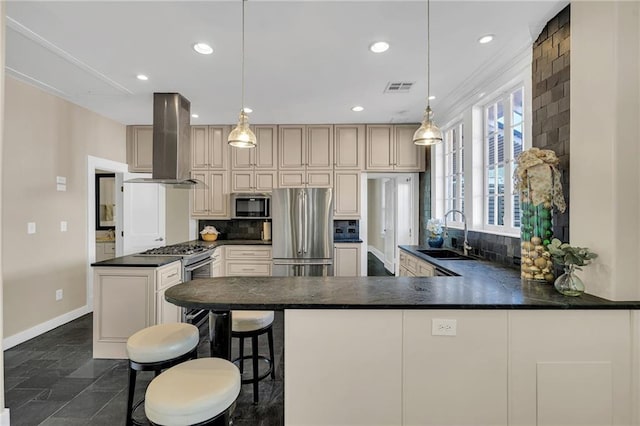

left=443, top=122, right=464, bottom=222
left=484, top=86, right=525, bottom=233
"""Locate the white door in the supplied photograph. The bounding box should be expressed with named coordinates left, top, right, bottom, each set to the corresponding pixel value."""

left=383, top=178, right=396, bottom=273
left=116, top=173, right=166, bottom=256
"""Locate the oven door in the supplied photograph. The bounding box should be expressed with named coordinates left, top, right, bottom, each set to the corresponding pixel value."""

left=182, top=256, right=213, bottom=326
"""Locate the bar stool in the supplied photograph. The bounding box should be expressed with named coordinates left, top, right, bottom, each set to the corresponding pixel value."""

left=126, top=323, right=200, bottom=426
left=232, top=310, right=276, bottom=404
left=145, top=357, right=241, bottom=426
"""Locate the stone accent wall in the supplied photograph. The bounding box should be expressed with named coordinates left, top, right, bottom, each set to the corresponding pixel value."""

left=532, top=4, right=570, bottom=243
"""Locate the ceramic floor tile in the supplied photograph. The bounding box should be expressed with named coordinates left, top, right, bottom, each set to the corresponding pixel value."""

left=50, top=389, right=118, bottom=419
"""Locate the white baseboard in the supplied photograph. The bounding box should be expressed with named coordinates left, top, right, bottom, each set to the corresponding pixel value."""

left=0, top=408, right=9, bottom=425
left=2, top=305, right=91, bottom=350
left=367, top=246, right=385, bottom=264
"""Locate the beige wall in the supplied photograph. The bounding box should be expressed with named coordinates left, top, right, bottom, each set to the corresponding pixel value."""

left=367, top=179, right=384, bottom=253
left=2, top=77, right=126, bottom=337
left=165, top=187, right=190, bottom=245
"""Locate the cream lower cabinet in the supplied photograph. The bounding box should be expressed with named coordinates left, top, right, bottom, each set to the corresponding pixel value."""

left=403, top=310, right=508, bottom=425
left=93, top=261, right=182, bottom=359
left=284, top=309, right=634, bottom=425
left=334, top=243, right=361, bottom=277
left=399, top=250, right=435, bottom=276
left=225, top=245, right=272, bottom=276
left=211, top=247, right=225, bottom=277
left=285, top=310, right=403, bottom=426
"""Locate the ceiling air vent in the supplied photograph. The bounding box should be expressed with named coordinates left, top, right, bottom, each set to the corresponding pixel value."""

left=384, top=82, right=414, bottom=93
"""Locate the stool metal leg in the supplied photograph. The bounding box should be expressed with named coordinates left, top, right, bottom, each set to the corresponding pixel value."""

left=238, top=337, right=245, bottom=374
left=126, top=367, right=137, bottom=426
left=251, top=335, right=259, bottom=404
left=267, top=328, right=276, bottom=379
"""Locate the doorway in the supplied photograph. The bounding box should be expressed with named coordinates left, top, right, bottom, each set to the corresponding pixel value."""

left=362, top=173, right=418, bottom=276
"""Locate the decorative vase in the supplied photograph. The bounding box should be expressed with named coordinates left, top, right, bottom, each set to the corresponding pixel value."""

left=427, top=235, right=444, bottom=248
left=554, top=264, right=585, bottom=296
left=519, top=184, right=555, bottom=283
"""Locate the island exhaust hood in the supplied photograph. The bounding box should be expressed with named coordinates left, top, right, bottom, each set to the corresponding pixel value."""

left=127, top=93, right=201, bottom=186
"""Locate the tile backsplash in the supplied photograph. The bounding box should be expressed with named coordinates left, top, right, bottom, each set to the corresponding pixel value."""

left=198, top=219, right=266, bottom=240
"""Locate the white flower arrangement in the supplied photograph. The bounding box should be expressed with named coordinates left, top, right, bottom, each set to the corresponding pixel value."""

left=426, top=218, right=443, bottom=237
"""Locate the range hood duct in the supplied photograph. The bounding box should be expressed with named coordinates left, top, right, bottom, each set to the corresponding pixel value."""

left=127, top=93, right=201, bottom=186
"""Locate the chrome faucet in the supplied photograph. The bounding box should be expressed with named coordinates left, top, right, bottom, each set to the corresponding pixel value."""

left=443, top=209, right=472, bottom=256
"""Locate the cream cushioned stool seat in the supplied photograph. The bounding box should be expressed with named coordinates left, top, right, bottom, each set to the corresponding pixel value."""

left=126, top=323, right=200, bottom=426
left=145, top=357, right=241, bottom=426
left=231, top=311, right=276, bottom=404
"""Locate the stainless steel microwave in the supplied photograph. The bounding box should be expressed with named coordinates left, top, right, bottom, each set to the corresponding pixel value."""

left=231, top=194, right=271, bottom=219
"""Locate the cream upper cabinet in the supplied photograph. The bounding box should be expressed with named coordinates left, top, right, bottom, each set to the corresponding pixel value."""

left=230, top=125, right=277, bottom=192
left=231, top=125, right=277, bottom=170
left=334, top=125, right=365, bottom=170
left=126, top=126, right=153, bottom=173
left=334, top=171, right=361, bottom=218
left=366, top=124, right=424, bottom=172
left=334, top=243, right=361, bottom=277
left=306, top=125, right=333, bottom=169
left=279, top=125, right=306, bottom=170
left=191, top=171, right=229, bottom=218
left=191, top=126, right=229, bottom=170
left=394, top=124, right=424, bottom=171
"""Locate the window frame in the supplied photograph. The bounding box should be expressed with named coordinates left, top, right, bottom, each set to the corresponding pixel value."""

left=482, top=84, right=528, bottom=236
left=442, top=121, right=465, bottom=227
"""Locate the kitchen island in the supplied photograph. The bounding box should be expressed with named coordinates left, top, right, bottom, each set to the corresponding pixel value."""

left=165, top=269, right=640, bottom=426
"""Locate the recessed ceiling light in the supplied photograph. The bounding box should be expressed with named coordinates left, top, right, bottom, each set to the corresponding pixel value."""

left=478, top=34, right=494, bottom=44
left=369, top=41, right=390, bottom=53
left=351, top=106, right=364, bottom=112
left=192, top=114, right=199, bottom=118
left=242, top=107, right=253, bottom=113
left=136, top=74, right=148, bottom=81
left=193, top=42, right=213, bottom=55
left=428, top=95, right=436, bottom=100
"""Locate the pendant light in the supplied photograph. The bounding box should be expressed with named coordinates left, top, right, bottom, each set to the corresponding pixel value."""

left=228, top=0, right=256, bottom=148
left=413, top=0, right=442, bottom=146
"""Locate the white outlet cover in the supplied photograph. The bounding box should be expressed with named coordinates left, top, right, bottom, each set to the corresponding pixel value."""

left=432, top=318, right=457, bottom=336
left=27, top=222, right=36, bottom=234
left=55, top=289, right=63, bottom=301
left=56, top=183, right=66, bottom=192
left=60, top=221, right=68, bottom=232
left=56, top=176, right=66, bottom=184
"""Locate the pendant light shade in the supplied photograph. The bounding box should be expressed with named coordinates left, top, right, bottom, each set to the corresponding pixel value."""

left=413, top=0, right=442, bottom=146
left=228, top=110, right=256, bottom=147
left=228, top=0, right=256, bottom=148
left=413, top=106, right=442, bottom=145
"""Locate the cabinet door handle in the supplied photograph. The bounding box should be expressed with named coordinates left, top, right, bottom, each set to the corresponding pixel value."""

left=167, top=272, right=178, bottom=279
left=155, top=237, right=164, bottom=241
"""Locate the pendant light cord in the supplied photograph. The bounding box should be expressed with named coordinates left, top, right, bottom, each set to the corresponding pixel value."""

left=241, top=0, right=246, bottom=112
left=426, top=0, right=431, bottom=109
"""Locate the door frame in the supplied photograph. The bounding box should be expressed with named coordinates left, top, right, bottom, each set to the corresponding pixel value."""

left=86, top=155, right=128, bottom=310
left=361, top=173, right=419, bottom=276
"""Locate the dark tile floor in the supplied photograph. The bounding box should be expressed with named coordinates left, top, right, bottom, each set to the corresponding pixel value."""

left=367, top=252, right=394, bottom=276
left=4, top=313, right=284, bottom=426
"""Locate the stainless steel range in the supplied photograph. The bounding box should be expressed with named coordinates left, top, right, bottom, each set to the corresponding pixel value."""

left=139, top=243, right=214, bottom=324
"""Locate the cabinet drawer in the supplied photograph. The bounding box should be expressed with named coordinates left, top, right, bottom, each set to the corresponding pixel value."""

left=226, top=262, right=272, bottom=276
left=400, top=252, right=417, bottom=274
left=226, top=246, right=272, bottom=260
left=157, top=262, right=182, bottom=290
left=417, top=261, right=435, bottom=277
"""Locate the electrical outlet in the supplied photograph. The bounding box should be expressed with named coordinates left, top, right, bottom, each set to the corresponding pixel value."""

left=60, top=221, right=68, bottom=232
left=27, top=222, right=36, bottom=234
left=56, top=289, right=63, bottom=301
left=432, top=319, right=457, bottom=336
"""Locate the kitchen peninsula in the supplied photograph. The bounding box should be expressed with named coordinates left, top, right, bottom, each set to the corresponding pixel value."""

left=165, top=262, right=640, bottom=426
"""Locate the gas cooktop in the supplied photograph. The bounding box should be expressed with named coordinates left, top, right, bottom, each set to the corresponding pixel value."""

left=139, top=244, right=210, bottom=256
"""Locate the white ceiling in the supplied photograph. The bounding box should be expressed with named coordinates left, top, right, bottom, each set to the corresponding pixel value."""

left=5, top=0, right=568, bottom=126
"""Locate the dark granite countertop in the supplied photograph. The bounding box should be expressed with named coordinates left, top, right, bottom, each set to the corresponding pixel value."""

left=91, top=239, right=271, bottom=267
left=165, top=274, right=639, bottom=312
left=92, top=256, right=182, bottom=268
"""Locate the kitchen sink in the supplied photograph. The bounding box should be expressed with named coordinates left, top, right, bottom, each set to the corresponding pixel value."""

left=417, top=249, right=474, bottom=260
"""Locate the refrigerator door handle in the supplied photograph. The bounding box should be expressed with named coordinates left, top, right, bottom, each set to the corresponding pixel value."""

left=303, top=190, right=308, bottom=254
left=297, top=191, right=304, bottom=255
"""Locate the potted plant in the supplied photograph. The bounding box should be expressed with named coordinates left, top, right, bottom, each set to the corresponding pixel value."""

left=426, top=218, right=444, bottom=248
left=547, top=238, right=598, bottom=296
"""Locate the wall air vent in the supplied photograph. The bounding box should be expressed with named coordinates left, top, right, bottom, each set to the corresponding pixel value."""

left=384, top=82, right=414, bottom=93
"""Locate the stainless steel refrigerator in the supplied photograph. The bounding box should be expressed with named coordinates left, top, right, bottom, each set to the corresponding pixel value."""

left=272, top=188, right=333, bottom=276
